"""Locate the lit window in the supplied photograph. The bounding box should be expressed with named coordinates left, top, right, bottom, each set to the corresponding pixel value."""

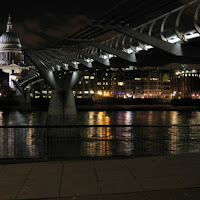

left=97, top=82, right=101, bottom=85
left=84, top=76, right=89, bottom=79
left=118, top=82, right=124, bottom=86
left=90, top=76, right=95, bottom=79
left=97, top=91, right=102, bottom=95
left=135, top=78, right=141, bottom=81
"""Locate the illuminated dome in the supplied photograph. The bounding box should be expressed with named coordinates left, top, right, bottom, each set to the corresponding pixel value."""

left=0, top=15, right=21, bottom=50
left=0, top=15, right=22, bottom=65
left=0, top=32, right=21, bottom=50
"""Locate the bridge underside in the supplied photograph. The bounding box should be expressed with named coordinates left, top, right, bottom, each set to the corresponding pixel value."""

left=20, top=0, right=200, bottom=124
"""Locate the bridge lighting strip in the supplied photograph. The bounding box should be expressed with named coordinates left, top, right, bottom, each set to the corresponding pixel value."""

left=122, top=30, right=200, bottom=55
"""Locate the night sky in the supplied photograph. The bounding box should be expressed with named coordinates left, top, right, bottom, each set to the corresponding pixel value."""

left=0, top=0, right=193, bottom=49
left=0, top=0, right=117, bottom=49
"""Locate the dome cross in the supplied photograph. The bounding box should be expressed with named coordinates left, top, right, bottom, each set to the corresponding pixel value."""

left=6, top=14, right=13, bottom=32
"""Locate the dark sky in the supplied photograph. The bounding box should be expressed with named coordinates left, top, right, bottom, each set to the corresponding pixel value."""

left=0, top=0, right=117, bottom=49
left=0, top=0, right=192, bottom=49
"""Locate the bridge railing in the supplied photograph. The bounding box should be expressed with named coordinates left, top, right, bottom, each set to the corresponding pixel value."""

left=0, top=124, right=200, bottom=160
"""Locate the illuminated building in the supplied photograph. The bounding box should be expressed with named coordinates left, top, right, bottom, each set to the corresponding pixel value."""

left=171, top=69, right=200, bottom=99
left=30, top=80, right=52, bottom=99
left=111, top=70, right=171, bottom=99
left=72, top=69, right=171, bottom=99
left=0, top=15, right=27, bottom=89
left=74, top=70, right=112, bottom=98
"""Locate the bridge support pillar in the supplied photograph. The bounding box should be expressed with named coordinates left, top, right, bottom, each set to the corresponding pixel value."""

left=46, top=71, right=83, bottom=125
left=24, top=51, right=83, bottom=124
left=47, top=89, right=77, bottom=124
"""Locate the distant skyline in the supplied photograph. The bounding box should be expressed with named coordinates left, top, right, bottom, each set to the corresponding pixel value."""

left=0, top=0, right=117, bottom=49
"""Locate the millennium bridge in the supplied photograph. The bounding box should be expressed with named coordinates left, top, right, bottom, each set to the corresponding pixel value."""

left=15, top=0, right=200, bottom=123
left=1, top=0, right=200, bottom=160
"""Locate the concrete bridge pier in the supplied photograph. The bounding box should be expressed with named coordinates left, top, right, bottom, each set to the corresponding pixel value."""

left=47, top=89, right=77, bottom=125
left=45, top=71, right=83, bottom=125
left=45, top=72, right=83, bottom=139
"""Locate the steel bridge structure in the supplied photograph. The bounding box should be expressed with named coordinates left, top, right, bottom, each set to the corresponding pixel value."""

left=19, top=0, right=200, bottom=123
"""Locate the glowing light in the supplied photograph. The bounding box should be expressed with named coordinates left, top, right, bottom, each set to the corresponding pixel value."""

left=101, top=55, right=108, bottom=59
left=103, top=91, right=110, bottom=97
left=72, top=61, right=79, bottom=65
left=118, top=82, right=124, bottom=86
left=168, top=36, right=181, bottom=44
left=84, top=58, right=94, bottom=63
left=97, top=91, right=102, bottom=95
left=185, top=32, right=200, bottom=40
left=126, top=93, right=132, bottom=98
left=192, top=70, right=197, bottom=73
left=123, top=48, right=134, bottom=54
left=100, top=54, right=115, bottom=60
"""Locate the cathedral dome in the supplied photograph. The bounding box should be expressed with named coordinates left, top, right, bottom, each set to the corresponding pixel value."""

left=0, top=15, right=21, bottom=51
left=0, top=32, right=21, bottom=50
left=0, top=15, right=22, bottom=66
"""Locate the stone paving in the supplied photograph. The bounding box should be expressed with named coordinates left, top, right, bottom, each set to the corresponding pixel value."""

left=0, top=153, right=200, bottom=200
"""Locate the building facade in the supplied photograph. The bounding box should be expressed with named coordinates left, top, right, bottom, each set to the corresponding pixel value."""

left=29, top=67, right=200, bottom=101
left=171, top=69, right=200, bottom=99
left=72, top=69, right=171, bottom=99
left=0, top=16, right=26, bottom=89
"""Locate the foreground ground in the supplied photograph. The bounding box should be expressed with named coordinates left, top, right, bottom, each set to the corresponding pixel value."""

left=0, top=153, right=200, bottom=200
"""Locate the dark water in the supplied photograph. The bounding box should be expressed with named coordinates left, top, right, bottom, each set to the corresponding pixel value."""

left=1, top=110, right=200, bottom=125
left=0, top=110, right=200, bottom=159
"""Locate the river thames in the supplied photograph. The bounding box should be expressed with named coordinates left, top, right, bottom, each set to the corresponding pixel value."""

left=1, top=110, right=200, bottom=125
left=0, top=110, right=200, bottom=159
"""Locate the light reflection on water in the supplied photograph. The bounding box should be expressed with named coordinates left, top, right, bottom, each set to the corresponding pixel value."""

left=1, top=110, right=200, bottom=126
left=1, top=110, right=200, bottom=159
left=79, top=110, right=200, bottom=125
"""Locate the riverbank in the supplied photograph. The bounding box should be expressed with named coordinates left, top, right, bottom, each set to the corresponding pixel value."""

left=1, top=153, right=200, bottom=200
left=77, top=104, right=200, bottom=111
left=1, top=104, right=200, bottom=112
